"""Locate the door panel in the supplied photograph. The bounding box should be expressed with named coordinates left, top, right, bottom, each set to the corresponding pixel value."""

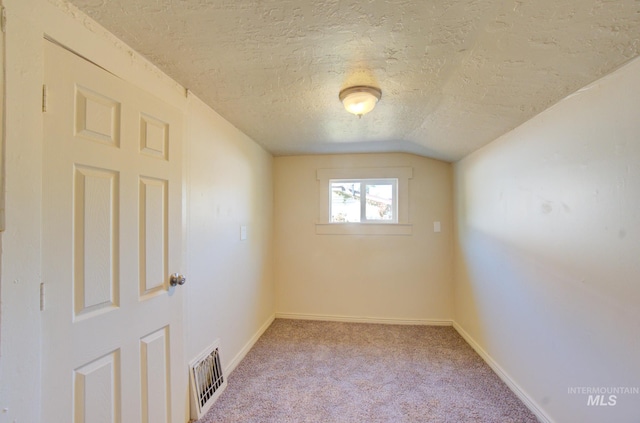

left=74, top=350, right=121, bottom=423
left=42, top=40, right=185, bottom=423
left=75, top=86, right=121, bottom=146
left=74, top=165, right=120, bottom=317
left=140, top=327, right=171, bottom=423
left=139, top=176, right=168, bottom=298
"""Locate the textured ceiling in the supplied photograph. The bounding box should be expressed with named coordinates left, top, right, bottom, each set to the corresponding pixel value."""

left=66, top=0, right=640, bottom=162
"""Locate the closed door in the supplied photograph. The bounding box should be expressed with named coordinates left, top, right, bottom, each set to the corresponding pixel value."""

left=42, top=40, right=186, bottom=423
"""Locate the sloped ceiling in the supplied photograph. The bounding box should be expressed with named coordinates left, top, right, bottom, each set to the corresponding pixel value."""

left=67, top=0, right=640, bottom=162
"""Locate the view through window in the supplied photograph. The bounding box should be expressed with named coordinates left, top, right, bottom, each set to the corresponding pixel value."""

left=330, top=179, right=398, bottom=223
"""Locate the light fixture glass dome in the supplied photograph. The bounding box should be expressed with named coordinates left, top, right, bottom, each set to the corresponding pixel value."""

left=339, top=86, right=382, bottom=117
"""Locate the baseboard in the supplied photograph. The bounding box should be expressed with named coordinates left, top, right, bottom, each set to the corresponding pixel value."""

left=275, top=312, right=453, bottom=326
left=223, top=313, right=275, bottom=376
left=452, top=321, right=553, bottom=423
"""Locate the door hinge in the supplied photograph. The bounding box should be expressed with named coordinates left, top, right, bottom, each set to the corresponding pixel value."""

left=42, top=84, right=48, bottom=112
left=1, top=6, right=6, bottom=33
left=40, top=282, right=45, bottom=311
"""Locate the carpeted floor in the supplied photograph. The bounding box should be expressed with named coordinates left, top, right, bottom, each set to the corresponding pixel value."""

left=199, top=319, right=539, bottom=423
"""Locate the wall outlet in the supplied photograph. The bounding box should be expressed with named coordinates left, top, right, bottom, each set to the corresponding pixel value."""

left=433, top=221, right=441, bottom=233
left=240, top=225, right=247, bottom=240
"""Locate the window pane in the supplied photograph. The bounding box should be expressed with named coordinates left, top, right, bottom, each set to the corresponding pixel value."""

left=365, top=183, right=393, bottom=221
left=331, top=182, right=361, bottom=222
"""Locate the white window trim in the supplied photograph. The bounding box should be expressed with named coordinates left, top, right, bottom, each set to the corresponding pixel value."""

left=316, top=167, right=413, bottom=235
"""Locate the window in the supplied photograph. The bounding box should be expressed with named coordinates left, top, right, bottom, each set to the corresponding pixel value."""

left=330, top=179, right=397, bottom=223
left=316, top=167, right=413, bottom=235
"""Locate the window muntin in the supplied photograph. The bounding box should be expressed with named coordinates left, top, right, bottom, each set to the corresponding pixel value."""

left=330, top=178, right=398, bottom=223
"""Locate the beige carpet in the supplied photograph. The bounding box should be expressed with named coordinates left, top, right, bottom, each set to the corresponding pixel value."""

left=199, top=319, right=539, bottom=423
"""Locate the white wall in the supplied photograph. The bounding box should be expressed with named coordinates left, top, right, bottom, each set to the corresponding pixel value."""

left=186, top=95, right=274, bottom=371
left=0, top=1, right=274, bottom=422
left=274, top=153, right=453, bottom=323
left=454, top=57, right=640, bottom=422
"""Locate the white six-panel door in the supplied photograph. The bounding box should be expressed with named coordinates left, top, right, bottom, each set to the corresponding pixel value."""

left=42, top=40, right=186, bottom=423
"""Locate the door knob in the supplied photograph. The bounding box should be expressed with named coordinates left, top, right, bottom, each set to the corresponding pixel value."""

left=169, top=273, right=186, bottom=286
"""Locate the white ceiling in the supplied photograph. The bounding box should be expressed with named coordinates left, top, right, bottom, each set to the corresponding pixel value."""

left=67, top=0, right=640, bottom=162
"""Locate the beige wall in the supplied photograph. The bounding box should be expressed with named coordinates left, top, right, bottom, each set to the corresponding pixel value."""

left=454, top=57, right=640, bottom=422
left=186, top=95, right=274, bottom=371
left=274, top=153, right=453, bottom=322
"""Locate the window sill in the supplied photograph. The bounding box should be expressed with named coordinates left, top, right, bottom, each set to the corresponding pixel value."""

left=315, top=223, right=413, bottom=236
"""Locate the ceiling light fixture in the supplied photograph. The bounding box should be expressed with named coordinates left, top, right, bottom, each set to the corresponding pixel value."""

left=339, top=86, right=382, bottom=117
